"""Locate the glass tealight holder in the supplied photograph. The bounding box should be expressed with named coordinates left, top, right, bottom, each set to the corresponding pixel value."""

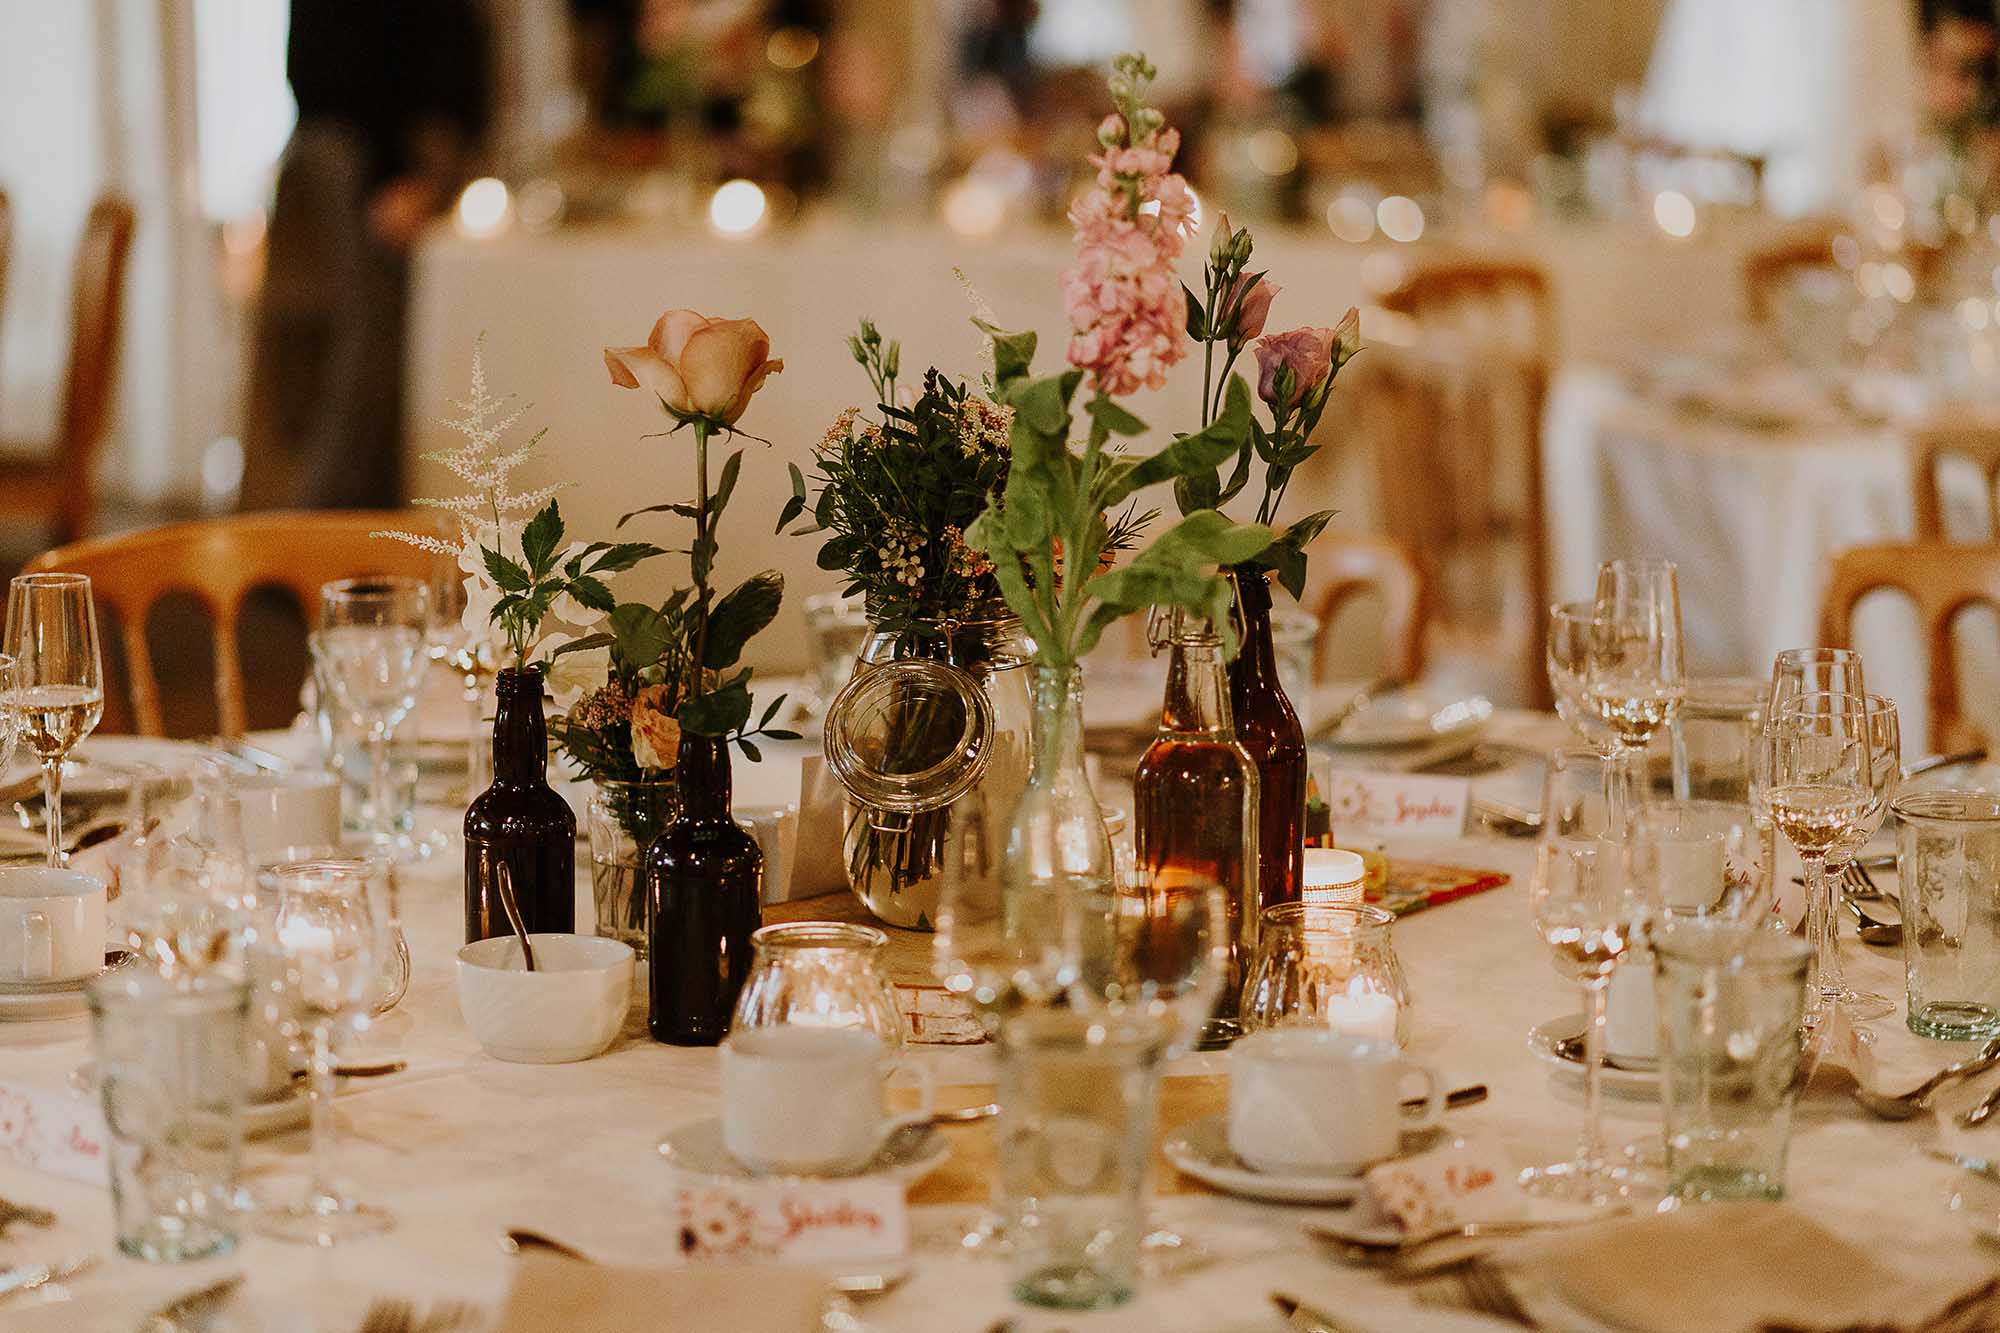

left=729, top=921, right=906, bottom=1048
left=1239, top=901, right=1411, bottom=1046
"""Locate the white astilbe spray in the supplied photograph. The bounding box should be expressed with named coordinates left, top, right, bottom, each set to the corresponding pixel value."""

left=376, top=335, right=568, bottom=559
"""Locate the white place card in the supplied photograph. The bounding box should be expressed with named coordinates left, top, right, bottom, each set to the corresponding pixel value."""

left=1325, top=768, right=1471, bottom=838
left=670, top=1177, right=908, bottom=1270
left=0, top=1079, right=109, bottom=1187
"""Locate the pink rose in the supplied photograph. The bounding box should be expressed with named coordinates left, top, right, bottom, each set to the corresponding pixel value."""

left=605, top=310, right=784, bottom=426
left=1255, top=326, right=1337, bottom=410
left=1223, top=274, right=1278, bottom=346
left=629, top=683, right=683, bottom=771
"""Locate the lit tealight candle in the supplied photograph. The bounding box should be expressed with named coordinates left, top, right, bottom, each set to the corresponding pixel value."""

left=1322, top=985, right=1400, bottom=1043
left=1301, top=848, right=1365, bottom=907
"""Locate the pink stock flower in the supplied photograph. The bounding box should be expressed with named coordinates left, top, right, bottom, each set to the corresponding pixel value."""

left=1059, top=111, right=1192, bottom=396
left=1255, top=327, right=1338, bottom=411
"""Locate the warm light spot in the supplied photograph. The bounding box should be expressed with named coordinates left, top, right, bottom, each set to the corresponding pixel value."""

left=1831, top=234, right=1861, bottom=269
left=1376, top=195, right=1425, bottom=243
left=455, top=177, right=512, bottom=238
left=517, top=178, right=566, bottom=232
left=1868, top=185, right=1906, bottom=233
left=1882, top=262, right=1915, bottom=304
left=1652, top=190, right=1696, bottom=238
left=1961, top=297, right=1991, bottom=331
left=766, top=26, right=819, bottom=70
left=708, top=179, right=768, bottom=237
left=1327, top=194, right=1375, bottom=244
left=1359, top=253, right=1406, bottom=295
left=1247, top=128, right=1299, bottom=176
left=1856, top=261, right=1885, bottom=300
left=942, top=176, right=1007, bottom=238
left=888, top=124, right=943, bottom=175
left=1484, top=182, right=1534, bottom=232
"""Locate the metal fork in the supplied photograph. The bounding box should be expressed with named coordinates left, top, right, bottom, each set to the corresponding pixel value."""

left=1838, top=864, right=1902, bottom=945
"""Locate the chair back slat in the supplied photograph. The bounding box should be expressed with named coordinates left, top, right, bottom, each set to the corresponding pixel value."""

left=53, top=197, right=135, bottom=543
left=1910, top=419, right=2000, bottom=542
left=1297, top=533, right=1430, bottom=684
left=26, top=510, right=435, bottom=737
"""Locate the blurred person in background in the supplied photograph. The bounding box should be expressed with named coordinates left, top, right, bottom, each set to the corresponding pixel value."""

left=241, top=0, right=490, bottom=511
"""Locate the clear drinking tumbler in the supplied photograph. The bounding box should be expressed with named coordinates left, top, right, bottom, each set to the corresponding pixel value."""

left=1893, top=790, right=2000, bottom=1040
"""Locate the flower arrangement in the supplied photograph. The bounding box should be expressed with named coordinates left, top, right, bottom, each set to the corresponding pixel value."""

left=790, top=321, right=1013, bottom=633
left=969, top=55, right=1272, bottom=666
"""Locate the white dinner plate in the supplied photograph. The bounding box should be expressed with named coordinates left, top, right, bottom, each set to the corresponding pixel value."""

left=70, top=1061, right=320, bottom=1136
left=1331, top=694, right=1493, bottom=749
left=1162, top=1115, right=1380, bottom=1204
left=656, top=1116, right=950, bottom=1187
left=1528, top=1016, right=1660, bottom=1099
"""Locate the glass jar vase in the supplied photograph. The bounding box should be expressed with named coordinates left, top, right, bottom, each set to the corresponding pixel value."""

left=825, top=610, right=1033, bottom=931
left=587, top=778, right=678, bottom=956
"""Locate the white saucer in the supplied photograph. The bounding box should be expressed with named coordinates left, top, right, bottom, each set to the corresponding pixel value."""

left=1162, top=1115, right=1377, bottom=1204
left=0, top=987, right=90, bottom=1021
left=656, top=1116, right=950, bottom=1186
left=1528, top=1015, right=1660, bottom=1099
left=1332, top=693, right=1493, bottom=748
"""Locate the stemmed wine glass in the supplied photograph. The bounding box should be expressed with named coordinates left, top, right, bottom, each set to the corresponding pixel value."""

left=0, top=653, right=19, bottom=775
left=254, top=857, right=394, bottom=1244
left=1546, top=602, right=1616, bottom=756
left=312, top=578, right=429, bottom=854
left=425, top=545, right=494, bottom=797
left=1765, top=691, right=1876, bottom=1024
left=1584, top=560, right=1686, bottom=833
left=3, top=574, right=104, bottom=867
left=1522, top=747, right=1654, bottom=1205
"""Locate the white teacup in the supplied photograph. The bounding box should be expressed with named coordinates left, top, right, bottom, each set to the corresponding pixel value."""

left=720, top=1026, right=932, bottom=1175
left=0, top=867, right=108, bottom=983
left=233, top=770, right=343, bottom=864
left=1228, top=1027, right=1444, bottom=1175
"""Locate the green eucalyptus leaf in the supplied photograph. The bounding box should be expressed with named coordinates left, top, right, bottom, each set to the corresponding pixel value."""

left=584, top=541, right=665, bottom=575
left=1104, top=377, right=1251, bottom=506
left=778, top=462, right=808, bottom=534
left=522, top=503, right=563, bottom=577
left=1182, top=281, right=1208, bottom=340
left=548, top=632, right=614, bottom=661
left=617, top=500, right=700, bottom=528
left=702, top=570, right=785, bottom=669
left=1085, top=397, right=1147, bottom=438
left=712, top=449, right=743, bottom=519
left=679, top=678, right=753, bottom=736
left=609, top=603, right=674, bottom=669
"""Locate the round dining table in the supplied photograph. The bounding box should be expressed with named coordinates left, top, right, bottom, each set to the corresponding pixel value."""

left=2, top=709, right=1995, bottom=1332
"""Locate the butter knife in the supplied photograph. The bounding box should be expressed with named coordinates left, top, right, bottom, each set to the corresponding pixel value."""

left=141, top=1273, right=243, bottom=1330
left=1273, top=1292, right=1359, bottom=1333
left=0, top=1255, right=94, bottom=1303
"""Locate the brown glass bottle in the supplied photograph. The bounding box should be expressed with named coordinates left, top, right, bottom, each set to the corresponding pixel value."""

left=1227, top=567, right=1307, bottom=910
left=645, top=732, right=763, bottom=1046
left=1134, top=615, right=1259, bottom=1037
left=464, top=666, right=576, bottom=942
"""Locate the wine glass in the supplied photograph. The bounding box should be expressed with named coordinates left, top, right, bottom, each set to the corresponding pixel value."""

left=1815, top=692, right=1899, bottom=1019
left=4, top=573, right=105, bottom=867
left=0, top=654, right=19, bottom=774
left=425, top=544, right=493, bottom=796
left=311, top=578, right=429, bottom=854
left=1521, top=747, right=1654, bottom=1206
left=1765, top=691, right=1876, bottom=1024
left=1546, top=602, right=1616, bottom=755
left=1584, top=561, right=1686, bottom=833
left=1766, top=647, right=1866, bottom=721
left=254, top=857, right=393, bottom=1244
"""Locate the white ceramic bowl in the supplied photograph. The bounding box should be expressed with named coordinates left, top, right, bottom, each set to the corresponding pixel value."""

left=456, top=934, right=635, bottom=1064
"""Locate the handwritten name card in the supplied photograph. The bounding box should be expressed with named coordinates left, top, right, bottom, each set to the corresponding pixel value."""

left=0, top=1079, right=109, bottom=1187
left=1325, top=769, right=1471, bottom=838
left=671, top=1177, right=907, bottom=1271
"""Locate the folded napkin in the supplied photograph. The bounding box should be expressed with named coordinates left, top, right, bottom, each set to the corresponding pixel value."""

left=1505, top=1203, right=2000, bottom=1333
left=494, top=1253, right=830, bottom=1333
left=1364, top=1137, right=1530, bottom=1233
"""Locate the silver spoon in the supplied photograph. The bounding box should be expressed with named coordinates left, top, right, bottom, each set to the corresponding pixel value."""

left=1854, top=1038, right=2000, bottom=1119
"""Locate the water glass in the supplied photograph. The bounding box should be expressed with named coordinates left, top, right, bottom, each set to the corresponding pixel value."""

left=312, top=577, right=429, bottom=856
left=1269, top=604, right=1320, bottom=733
left=1659, top=676, right=1762, bottom=803
left=996, top=1006, right=1170, bottom=1311
left=1652, top=918, right=1811, bottom=1203
left=1239, top=901, right=1411, bottom=1046
left=89, top=970, right=248, bottom=1261
left=802, top=591, right=868, bottom=718
left=1893, top=790, right=2000, bottom=1040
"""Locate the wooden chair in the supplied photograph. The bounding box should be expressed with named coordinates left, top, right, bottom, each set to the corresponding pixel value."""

left=1910, top=418, right=2000, bottom=541
left=1369, top=255, right=1555, bottom=706
left=25, top=510, right=435, bottom=737
left=0, top=196, right=136, bottom=545
left=1742, top=226, right=1840, bottom=325
left=1296, top=533, right=1430, bottom=684
left=1820, top=541, right=2000, bottom=752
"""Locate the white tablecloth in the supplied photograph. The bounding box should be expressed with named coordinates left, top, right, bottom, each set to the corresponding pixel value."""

left=1544, top=361, right=2000, bottom=747
left=6, top=717, right=2000, bottom=1330
left=404, top=216, right=1762, bottom=676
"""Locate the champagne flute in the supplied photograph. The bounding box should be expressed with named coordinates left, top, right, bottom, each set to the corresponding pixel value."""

left=1585, top=560, right=1685, bottom=834
left=1765, top=691, right=1874, bottom=1023
left=1547, top=602, right=1617, bottom=756
left=255, top=857, right=393, bottom=1244
left=312, top=578, right=429, bottom=853
left=4, top=574, right=105, bottom=867
left=1522, top=747, right=1652, bottom=1206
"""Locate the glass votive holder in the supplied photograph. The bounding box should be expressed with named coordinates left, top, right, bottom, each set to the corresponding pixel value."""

left=1239, top=901, right=1410, bottom=1046
left=1652, top=917, right=1810, bottom=1204
left=1893, top=790, right=2000, bottom=1040
left=88, top=970, right=248, bottom=1261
